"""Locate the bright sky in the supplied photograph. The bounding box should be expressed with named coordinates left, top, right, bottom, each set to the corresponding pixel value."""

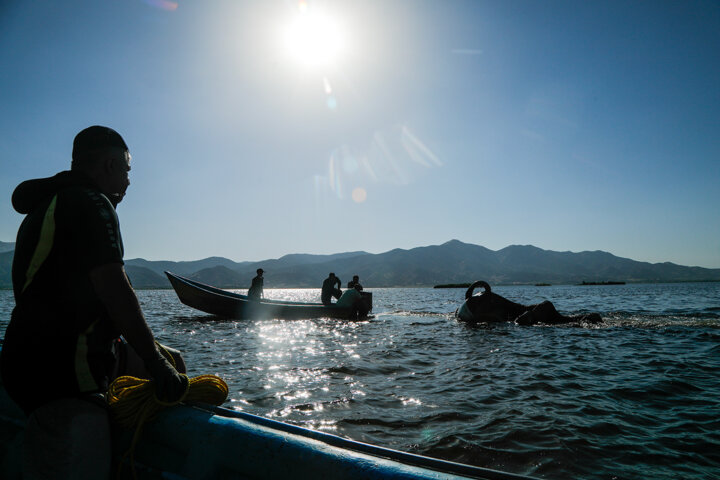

left=1, top=0, right=719, bottom=268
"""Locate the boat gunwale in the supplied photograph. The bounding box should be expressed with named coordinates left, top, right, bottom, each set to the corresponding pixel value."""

left=188, top=401, right=540, bottom=480
left=166, top=271, right=343, bottom=308
left=165, top=271, right=371, bottom=320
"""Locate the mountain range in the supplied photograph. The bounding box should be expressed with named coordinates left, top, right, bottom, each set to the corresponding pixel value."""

left=1, top=239, right=718, bottom=289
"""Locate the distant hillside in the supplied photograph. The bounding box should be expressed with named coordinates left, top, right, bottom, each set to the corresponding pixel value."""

left=188, top=265, right=246, bottom=288
left=125, top=257, right=250, bottom=277
left=125, top=266, right=167, bottom=288
left=2, top=240, right=720, bottom=289
left=126, top=240, right=720, bottom=288
left=0, top=251, right=12, bottom=288
left=0, top=241, right=14, bottom=254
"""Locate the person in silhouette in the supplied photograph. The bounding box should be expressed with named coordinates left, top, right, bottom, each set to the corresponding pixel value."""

left=248, top=268, right=264, bottom=300
left=321, top=272, right=342, bottom=305
left=0, top=126, right=188, bottom=479
left=336, top=284, right=370, bottom=319
left=457, top=281, right=602, bottom=325
left=347, top=275, right=363, bottom=291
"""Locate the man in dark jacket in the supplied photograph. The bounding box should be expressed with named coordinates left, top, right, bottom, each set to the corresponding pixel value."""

left=0, top=126, right=188, bottom=478
left=248, top=268, right=264, bottom=299
left=347, top=275, right=363, bottom=290
left=321, top=272, right=342, bottom=305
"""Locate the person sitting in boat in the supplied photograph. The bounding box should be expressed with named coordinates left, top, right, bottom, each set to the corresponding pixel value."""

left=248, top=268, right=264, bottom=300
left=347, top=275, right=363, bottom=291
left=457, top=281, right=602, bottom=325
left=336, top=284, right=370, bottom=319
left=0, top=126, right=188, bottom=479
left=321, top=272, right=342, bottom=305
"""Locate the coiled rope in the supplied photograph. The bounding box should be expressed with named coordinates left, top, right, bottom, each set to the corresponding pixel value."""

left=107, top=346, right=228, bottom=479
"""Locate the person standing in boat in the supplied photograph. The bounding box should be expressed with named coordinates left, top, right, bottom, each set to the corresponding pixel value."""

left=248, top=268, right=264, bottom=300
left=347, top=275, right=363, bottom=291
left=321, top=272, right=342, bottom=305
left=0, top=126, right=188, bottom=479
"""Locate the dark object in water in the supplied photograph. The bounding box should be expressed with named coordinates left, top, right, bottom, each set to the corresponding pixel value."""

left=166, top=271, right=372, bottom=320
left=456, top=281, right=602, bottom=325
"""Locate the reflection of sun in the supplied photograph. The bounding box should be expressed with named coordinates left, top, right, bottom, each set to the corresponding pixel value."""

left=283, top=11, right=344, bottom=68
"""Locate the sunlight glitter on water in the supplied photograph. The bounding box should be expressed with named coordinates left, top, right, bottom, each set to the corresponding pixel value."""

left=2, top=284, right=719, bottom=480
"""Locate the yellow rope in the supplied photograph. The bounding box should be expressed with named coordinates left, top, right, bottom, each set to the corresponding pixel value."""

left=107, top=374, right=229, bottom=479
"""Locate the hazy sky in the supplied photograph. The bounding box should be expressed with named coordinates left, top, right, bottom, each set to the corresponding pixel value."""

left=1, top=0, right=719, bottom=267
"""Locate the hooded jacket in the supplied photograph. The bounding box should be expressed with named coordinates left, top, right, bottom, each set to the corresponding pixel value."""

left=1, top=170, right=125, bottom=414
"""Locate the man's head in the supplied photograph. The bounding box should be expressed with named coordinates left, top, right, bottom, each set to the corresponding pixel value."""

left=329, top=272, right=336, bottom=278
left=71, top=126, right=131, bottom=204
left=353, top=275, right=359, bottom=282
left=257, top=268, right=264, bottom=275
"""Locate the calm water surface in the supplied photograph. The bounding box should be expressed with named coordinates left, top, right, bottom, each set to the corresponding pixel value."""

left=1, top=283, right=719, bottom=479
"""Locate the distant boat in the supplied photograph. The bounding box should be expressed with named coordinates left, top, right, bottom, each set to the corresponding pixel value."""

left=579, top=281, right=626, bottom=286
left=534, top=283, right=552, bottom=286
left=165, top=271, right=372, bottom=320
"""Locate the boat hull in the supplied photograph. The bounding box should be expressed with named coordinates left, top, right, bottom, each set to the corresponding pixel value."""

left=0, top=378, right=536, bottom=480
left=165, top=271, right=372, bottom=320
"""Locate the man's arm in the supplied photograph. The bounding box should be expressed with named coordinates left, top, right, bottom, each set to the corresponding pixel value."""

left=89, top=262, right=188, bottom=401
left=89, top=262, right=158, bottom=363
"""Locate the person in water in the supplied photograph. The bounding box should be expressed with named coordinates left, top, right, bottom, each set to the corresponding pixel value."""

left=457, top=281, right=602, bottom=325
left=321, top=272, right=342, bottom=305
left=248, top=268, right=264, bottom=300
left=0, top=126, right=188, bottom=479
left=347, top=275, right=363, bottom=291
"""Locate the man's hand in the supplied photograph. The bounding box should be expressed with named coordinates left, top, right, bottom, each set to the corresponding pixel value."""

left=145, top=355, right=189, bottom=403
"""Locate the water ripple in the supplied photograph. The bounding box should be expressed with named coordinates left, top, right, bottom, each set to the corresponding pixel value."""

left=2, top=283, right=719, bottom=479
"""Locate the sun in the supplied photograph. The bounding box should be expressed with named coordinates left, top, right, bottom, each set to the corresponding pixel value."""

left=282, top=11, right=344, bottom=69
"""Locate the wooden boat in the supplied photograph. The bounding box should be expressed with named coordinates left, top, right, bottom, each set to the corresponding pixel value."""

left=0, top=375, right=537, bottom=480
left=165, top=271, right=373, bottom=320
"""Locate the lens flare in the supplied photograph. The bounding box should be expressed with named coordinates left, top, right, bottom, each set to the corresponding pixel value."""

left=401, top=126, right=442, bottom=167
left=316, top=126, right=441, bottom=202
left=352, top=187, right=367, bottom=203
left=143, top=0, right=178, bottom=11
left=324, top=77, right=337, bottom=110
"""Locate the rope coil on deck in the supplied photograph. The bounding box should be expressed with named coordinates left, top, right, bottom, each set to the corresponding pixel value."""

left=107, top=373, right=228, bottom=427
left=107, top=366, right=228, bottom=479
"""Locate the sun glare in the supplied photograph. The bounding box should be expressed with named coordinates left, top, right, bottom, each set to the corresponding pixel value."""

left=283, top=12, right=344, bottom=68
